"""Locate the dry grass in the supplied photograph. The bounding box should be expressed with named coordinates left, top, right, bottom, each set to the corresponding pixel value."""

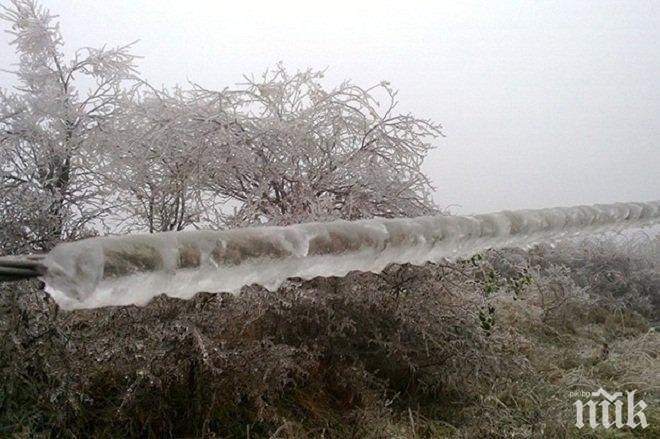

left=0, top=235, right=658, bottom=438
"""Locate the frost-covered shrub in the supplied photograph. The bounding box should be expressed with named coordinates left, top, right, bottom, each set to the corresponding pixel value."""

left=195, top=65, right=443, bottom=226
left=1, top=235, right=657, bottom=437
left=0, top=262, right=499, bottom=437
left=528, top=235, right=659, bottom=319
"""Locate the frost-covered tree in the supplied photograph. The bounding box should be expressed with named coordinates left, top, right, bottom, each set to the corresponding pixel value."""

left=0, top=0, right=137, bottom=252
left=1, top=0, right=444, bottom=246
left=104, top=86, right=224, bottom=233
left=105, top=66, right=443, bottom=230
left=196, top=65, right=443, bottom=226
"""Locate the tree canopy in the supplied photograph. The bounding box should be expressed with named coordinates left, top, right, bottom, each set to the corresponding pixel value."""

left=0, top=0, right=443, bottom=254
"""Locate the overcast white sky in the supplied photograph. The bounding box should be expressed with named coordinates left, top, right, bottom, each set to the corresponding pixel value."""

left=1, top=0, right=658, bottom=214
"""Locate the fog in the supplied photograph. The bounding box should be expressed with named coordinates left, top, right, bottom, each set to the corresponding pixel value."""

left=1, top=0, right=658, bottom=214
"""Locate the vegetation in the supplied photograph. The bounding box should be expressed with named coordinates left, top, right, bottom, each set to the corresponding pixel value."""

left=1, top=235, right=657, bottom=437
left=1, top=0, right=442, bottom=255
left=0, top=2, right=657, bottom=437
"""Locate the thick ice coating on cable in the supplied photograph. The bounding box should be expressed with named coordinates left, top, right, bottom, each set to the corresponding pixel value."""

left=42, top=200, right=660, bottom=309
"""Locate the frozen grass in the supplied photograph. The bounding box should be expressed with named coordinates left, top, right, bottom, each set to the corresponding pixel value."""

left=0, top=235, right=658, bottom=438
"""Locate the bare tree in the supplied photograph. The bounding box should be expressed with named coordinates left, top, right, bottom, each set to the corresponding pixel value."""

left=0, top=0, right=138, bottom=251
left=194, top=65, right=443, bottom=226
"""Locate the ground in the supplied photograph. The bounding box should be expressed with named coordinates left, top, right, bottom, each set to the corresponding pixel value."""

left=0, top=236, right=658, bottom=438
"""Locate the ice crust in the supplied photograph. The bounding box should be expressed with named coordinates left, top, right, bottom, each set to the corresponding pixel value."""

left=42, top=200, right=660, bottom=309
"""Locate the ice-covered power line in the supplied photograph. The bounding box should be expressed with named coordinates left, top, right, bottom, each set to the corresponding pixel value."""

left=13, top=200, right=651, bottom=310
